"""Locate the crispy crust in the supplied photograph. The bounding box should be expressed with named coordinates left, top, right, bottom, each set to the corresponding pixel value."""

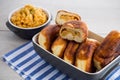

left=75, top=38, right=100, bottom=72
left=93, top=30, right=120, bottom=70
left=63, top=41, right=79, bottom=64
left=38, top=25, right=60, bottom=51
left=51, top=36, right=68, bottom=58
left=59, top=20, right=88, bottom=43
left=55, top=10, right=81, bottom=25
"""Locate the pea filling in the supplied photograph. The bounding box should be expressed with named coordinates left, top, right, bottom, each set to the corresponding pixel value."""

left=61, top=28, right=80, bottom=38
left=60, top=14, right=79, bottom=21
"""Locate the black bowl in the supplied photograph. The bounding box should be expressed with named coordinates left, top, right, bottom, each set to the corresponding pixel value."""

left=6, top=6, right=52, bottom=40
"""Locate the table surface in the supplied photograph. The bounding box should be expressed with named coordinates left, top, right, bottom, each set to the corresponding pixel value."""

left=0, top=0, right=120, bottom=80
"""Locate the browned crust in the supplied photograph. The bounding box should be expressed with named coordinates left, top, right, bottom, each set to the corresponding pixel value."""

left=51, top=36, right=68, bottom=58
left=57, top=10, right=81, bottom=19
left=55, top=10, right=81, bottom=25
left=38, top=25, right=60, bottom=51
left=96, top=30, right=120, bottom=58
left=60, top=20, right=88, bottom=43
left=63, top=41, right=79, bottom=64
left=93, top=30, right=120, bottom=70
left=75, top=38, right=100, bottom=72
left=62, top=20, right=88, bottom=31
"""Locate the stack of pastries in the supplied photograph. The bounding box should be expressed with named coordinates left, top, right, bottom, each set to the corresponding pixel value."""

left=37, top=10, right=120, bottom=73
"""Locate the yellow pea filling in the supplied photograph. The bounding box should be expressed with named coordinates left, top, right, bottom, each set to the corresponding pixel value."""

left=61, top=28, right=80, bottom=38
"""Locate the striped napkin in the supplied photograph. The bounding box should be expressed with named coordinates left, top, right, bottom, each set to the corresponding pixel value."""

left=2, top=42, right=71, bottom=80
left=2, top=42, right=120, bottom=80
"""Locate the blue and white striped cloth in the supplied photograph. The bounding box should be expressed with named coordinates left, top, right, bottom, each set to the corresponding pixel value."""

left=105, top=66, right=120, bottom=80
left=2, top=42, right=120, bottom=80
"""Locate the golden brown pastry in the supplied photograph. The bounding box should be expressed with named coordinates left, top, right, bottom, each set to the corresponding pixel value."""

left=75, top=38, right=100, bottom=72
left=55, top=10, right=81, bottom=25
left=63, top=41, right=79, bottom=65
left=51, top=36, right=68, bottom=58
left=93, top=30, right=120, bottom=70
left=59, top=20, right=88, bottom=43
left=38, top=25, right=60, bottom=51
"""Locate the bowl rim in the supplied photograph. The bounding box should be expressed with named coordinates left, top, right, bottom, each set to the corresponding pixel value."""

left=8, top=5, right=52, bottom=30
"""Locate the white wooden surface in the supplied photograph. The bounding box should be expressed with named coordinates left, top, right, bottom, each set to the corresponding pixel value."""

left=0, top=0, right=120, bottom=80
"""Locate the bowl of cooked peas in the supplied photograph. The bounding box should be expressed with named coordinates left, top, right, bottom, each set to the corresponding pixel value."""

left=6, top=4, right=52, bottom=40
